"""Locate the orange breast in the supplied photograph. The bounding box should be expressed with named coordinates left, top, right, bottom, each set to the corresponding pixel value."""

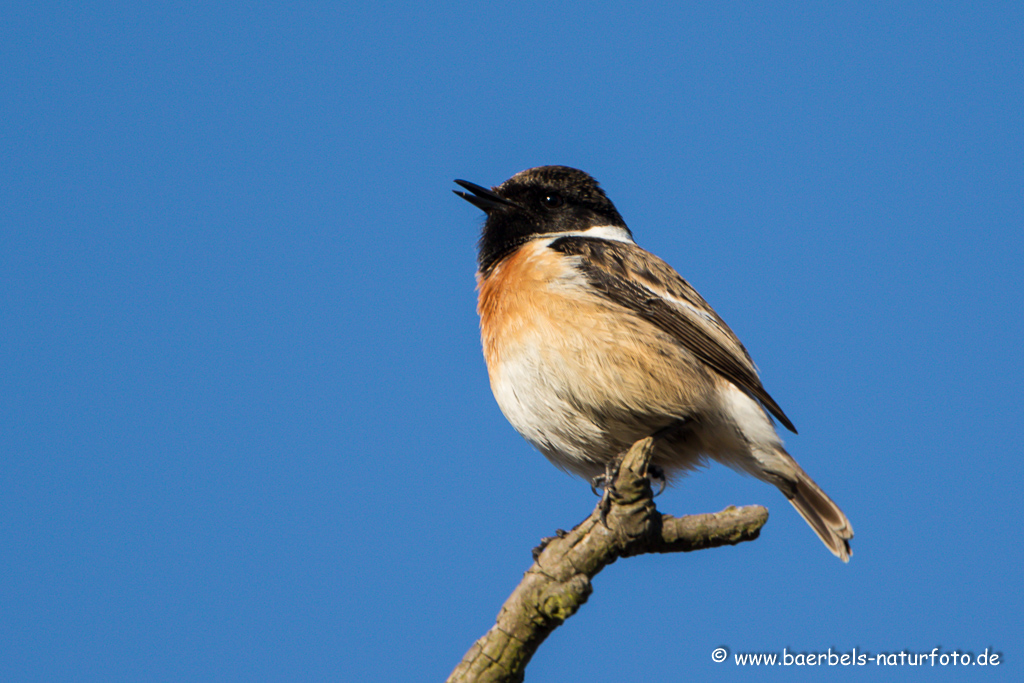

left=477, top=241, right=575, bottom=370
left=474, top=240, right=717, bottom=477
left=477, top=240, right=702, bottom=402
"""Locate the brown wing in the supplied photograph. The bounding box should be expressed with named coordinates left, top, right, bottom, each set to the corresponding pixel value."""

left=549, top=235, right=796, bottom=433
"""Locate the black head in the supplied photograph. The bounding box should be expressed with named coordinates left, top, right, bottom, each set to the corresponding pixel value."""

left=454, top=166, right=631, bottom=274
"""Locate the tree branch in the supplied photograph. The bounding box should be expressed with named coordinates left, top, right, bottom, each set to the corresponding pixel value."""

left=446, top=436, right=769, bottom=683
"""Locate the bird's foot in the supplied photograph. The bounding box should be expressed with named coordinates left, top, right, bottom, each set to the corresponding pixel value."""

left=590, top=460, right=622, bottom=527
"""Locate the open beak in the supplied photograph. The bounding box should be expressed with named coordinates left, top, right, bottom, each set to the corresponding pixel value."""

left=453, top=179, right=518, bottom=213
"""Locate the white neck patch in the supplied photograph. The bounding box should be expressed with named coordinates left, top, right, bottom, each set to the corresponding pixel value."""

left=542, top=224, right=635, bottom=244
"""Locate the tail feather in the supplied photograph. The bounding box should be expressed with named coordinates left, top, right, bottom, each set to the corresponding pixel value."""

left=785, top=469, right=853, bottom=562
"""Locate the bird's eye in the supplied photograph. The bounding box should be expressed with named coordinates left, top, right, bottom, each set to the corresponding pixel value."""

left=542, top=193, right=564, bottom=208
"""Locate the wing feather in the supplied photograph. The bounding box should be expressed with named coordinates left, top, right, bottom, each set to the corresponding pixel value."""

left=549, top=236, right=797, bottom=433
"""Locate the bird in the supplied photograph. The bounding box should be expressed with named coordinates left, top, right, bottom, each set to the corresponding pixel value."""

left=453, top=165, right=853, bottom=561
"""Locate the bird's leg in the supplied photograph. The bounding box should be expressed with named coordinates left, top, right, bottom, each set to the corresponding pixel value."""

left=590, top=460, right=621, bottom=527
left=641, top=419, right=688, bottom=497
left=589, top=419, right=686, bottom=523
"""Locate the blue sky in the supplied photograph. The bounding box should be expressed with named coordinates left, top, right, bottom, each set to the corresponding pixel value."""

left=3, top=2, right=1022, bottom=681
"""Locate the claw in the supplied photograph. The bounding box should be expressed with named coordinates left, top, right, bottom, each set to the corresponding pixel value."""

left=598, top=491, right=613, bottom=527
left=648, top=464, right=666, bottom=497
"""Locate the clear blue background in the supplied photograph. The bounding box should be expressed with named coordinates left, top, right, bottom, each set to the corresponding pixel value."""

left=3, top=2, right=1021, bottom=681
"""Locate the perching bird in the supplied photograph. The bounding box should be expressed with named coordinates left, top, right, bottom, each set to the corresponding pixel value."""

left=454, top=166, right=852, bottom=561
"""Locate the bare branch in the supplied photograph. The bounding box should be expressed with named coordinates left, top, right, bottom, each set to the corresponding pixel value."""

left=446, top=437, right=769, bottom=683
